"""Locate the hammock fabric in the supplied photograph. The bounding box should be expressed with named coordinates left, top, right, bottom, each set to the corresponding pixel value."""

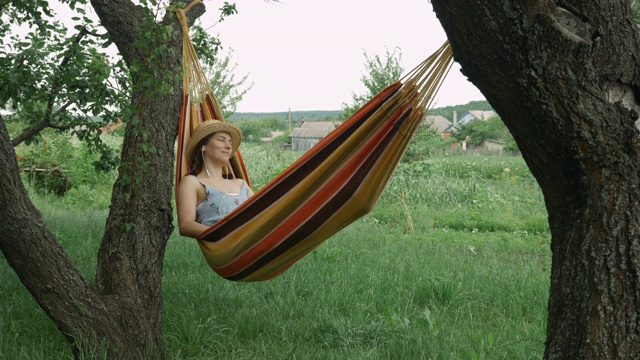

left=175, top=8, right=453, bottom=282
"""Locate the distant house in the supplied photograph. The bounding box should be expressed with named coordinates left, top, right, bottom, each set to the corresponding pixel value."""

left=483, top=139, right=506, bottom=152
left=454, top=110, right=496, bottom=126
left=443, top=110, right=496, bottom=135
left=289, top=121, right=337, bottom=152
left=422, top=115, right=452, bottom=134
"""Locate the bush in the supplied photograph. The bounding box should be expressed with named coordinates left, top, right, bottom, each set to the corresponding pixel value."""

left=402, top=126, right=453, bottom=162
left=14, top=130, right=118, bottom=205
left=16, top=137, right=75, bottom=196
left=454, top=115, right=518, bottom=151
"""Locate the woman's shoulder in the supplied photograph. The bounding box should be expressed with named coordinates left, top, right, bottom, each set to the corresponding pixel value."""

left=180, top=174, right=202, bottom=188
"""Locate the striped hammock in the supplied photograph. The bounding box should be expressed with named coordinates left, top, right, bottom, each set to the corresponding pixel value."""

left=175, top=8, right=453, bottom=281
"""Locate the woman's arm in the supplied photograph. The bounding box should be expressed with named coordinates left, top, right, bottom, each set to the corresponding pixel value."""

left=176, top=176, right=209, bottom=238
left=246, top=180, right=254, bottom=197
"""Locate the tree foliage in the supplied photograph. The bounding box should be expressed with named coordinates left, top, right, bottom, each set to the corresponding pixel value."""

left=236, top=117, right=287, bottom=143
left=402, top=126, right=448, bottom=162
left=0, top=0, right=128, bottom=171
left=454, top=115, right=518, bottom=151
left=0, top=0, right=251, bottom=170
left=206, top=48, right=253, bottom=119
left=340, top=47, right=404, bottom=120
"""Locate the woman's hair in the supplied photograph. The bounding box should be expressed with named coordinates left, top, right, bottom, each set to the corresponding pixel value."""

left=188, top=134, right=214, bottom=175
left=188, top=132, right=236, bottom=179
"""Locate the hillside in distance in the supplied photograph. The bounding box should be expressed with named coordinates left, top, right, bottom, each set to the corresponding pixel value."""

left=228, top=110, right=340, bottom=123
left=425, top=100, right=493, bottom=120
left=228, top=100, right=493, bottom=123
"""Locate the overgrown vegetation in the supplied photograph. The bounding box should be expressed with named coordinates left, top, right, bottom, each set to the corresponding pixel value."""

left=403, top=126, right=454, bottom=162
left=12, top=126, right=119, bottom=207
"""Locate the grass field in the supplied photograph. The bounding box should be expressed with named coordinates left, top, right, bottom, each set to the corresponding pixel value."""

left=1, top=144, right=551, bottom=359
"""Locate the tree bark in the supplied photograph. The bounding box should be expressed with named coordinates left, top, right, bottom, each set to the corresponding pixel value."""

left=0, top=0, right=205, bottom=358
left=431, top=1, right=640, bottom=358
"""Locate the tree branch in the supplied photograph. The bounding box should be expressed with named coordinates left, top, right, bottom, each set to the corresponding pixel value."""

left=10, top=120, right=50, bottom=146
left=9, top=27, right=90, bottom=147
left=43, top=26, right=88, bottom=125
left=11, top=102, right=78, bottom=146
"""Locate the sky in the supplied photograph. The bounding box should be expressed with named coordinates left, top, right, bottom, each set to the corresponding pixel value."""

left=41, top=0, right=485, bottom=113
left=203, top=0, right=485, bottom=112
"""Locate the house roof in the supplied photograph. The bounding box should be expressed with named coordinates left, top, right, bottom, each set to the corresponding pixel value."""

left=466, top=110, right=496, bottom=121
left=289, top=121, right=337, bottom=138
left=446, top=110, right=497, bottom=131
left=423, top=115, right=452, bottom=133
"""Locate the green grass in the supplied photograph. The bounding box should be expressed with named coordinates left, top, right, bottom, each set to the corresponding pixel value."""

left=163, top=223, right=549, bottom=359
left=1, top=145, right=550, bottom=359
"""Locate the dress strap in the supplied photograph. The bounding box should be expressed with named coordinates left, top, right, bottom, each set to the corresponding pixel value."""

left=186, top=174, right=207, bottom=188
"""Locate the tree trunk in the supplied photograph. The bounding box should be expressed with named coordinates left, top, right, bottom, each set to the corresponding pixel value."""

left=431, top=1, right=640, bottom=358
left=0, top=1, right=204, bottom=358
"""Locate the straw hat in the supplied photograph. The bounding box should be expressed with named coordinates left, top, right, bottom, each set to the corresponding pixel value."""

left=185, top=119, right=242, bottom=162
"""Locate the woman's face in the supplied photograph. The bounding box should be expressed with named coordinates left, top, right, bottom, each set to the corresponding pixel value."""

left=202, top=131, right=233, bottom=162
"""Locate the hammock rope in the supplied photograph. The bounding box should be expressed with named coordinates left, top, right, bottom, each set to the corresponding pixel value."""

left=175, top=6, right=250, bottom=191
left=175, top=6, right=453, bottom=281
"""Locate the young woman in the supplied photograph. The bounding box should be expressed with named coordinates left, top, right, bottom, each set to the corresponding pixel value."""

left=177, top=120, right=253, bottom=238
